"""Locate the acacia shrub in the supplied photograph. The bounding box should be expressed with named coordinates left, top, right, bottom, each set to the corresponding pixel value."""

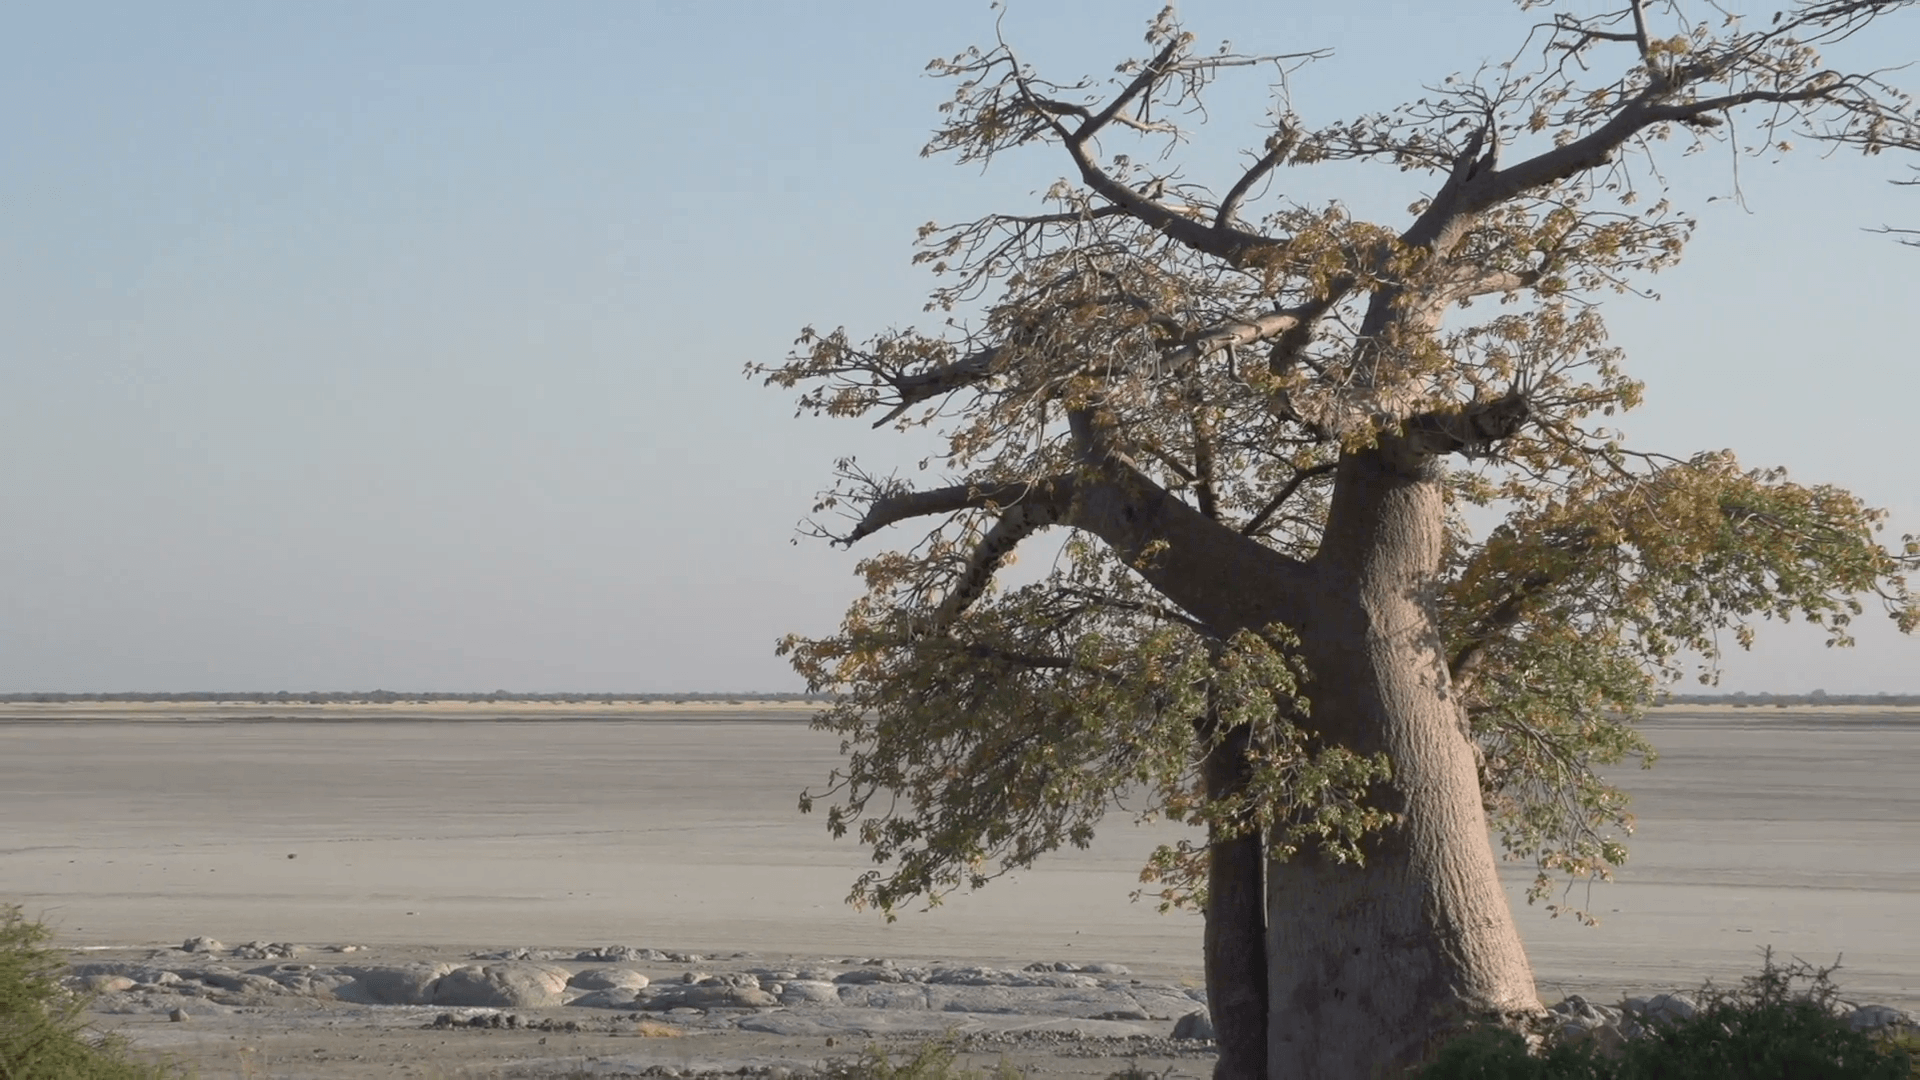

left=1415, top=951, right=1917, bottom=1080
left=0, top=905, right=174, bottom=1080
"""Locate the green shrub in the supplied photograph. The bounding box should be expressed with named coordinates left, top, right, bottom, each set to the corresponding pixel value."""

left=1413, top=1024, right=1612, bottom=1079
left=1415, top=950, right=1917, bottom=1080
left=0, top=904, right=176, bottom=1079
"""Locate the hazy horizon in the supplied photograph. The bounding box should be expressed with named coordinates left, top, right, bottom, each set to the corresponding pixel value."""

left=3, top=2, right=1915, bottom=694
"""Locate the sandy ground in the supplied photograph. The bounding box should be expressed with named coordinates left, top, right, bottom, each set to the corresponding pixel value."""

left=1, top=703, right=1916, bottom=1076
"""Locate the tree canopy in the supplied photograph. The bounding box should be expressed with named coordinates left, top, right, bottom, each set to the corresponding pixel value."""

left=758, top=0, right=1918, bottom=927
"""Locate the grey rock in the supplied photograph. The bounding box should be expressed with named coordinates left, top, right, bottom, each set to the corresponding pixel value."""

left=1083, top=963, right=1131, bottom=976
left=568, top=987, right=647, bottom=1009
left=840, top=984, right=932, bottom=1010
left=567, top=967, right=650, bottom=992
left=470, top=947, right=567, bottom=962
left=179, top=937, right=225, bottom=954
left=835, top=967, right=908, bottom=985
left=776, top=980, right=842, bottom=1006
left=267, top=971, right=355, bottom=997
left=639, top=984, right=779, bottom=1010
left=82, top=975, right=136, bottom=994
left=429, top=964, right=571, bottom=1008
left=168, top=1007, right=189, bottom=1022
left=1128, top=987, right=1210, bottom=1021
left=335, top=963, right=458, bottom=1006
left=1848, top=1004, right=1918, bottom=1032
left=1638, top=992, right=1699, bottom=1025
left=575, top=945, right=648, bottom=963
left=1014, top=972, right=1101, bottom=990
left=1172, top=1009, right=1216, bottom=1040
left=188, top=968, right=286, bottom=996
left=231, top=941, right=300, bottom=960
left=925, top=985, right=1134, bottom=1018
left=1551, top=994, right=1623, bottom=1030
left=928, top=966, right=1014, bottom=986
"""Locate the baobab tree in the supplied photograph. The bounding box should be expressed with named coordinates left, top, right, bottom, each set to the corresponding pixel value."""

left=757, top=4, right=1918, bottom=1078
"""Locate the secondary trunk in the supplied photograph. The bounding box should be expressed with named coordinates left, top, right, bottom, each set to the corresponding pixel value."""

left=1265, top=448, right=1541, bottom=1079
left=1202, top=724, right=1269, bottom=1080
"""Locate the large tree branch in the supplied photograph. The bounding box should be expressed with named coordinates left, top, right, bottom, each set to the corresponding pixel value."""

left=1401, top=389, right=1535, bottom=458
left=1068, top=406, right=1317, bottom=634
left=874, top=299, right=1335, bottom=428
left=843, top=478, right=1072, bottom=546
left=1466, top=79, right=1873, bottom=215
left=932, top=500, right=1067, bottom=627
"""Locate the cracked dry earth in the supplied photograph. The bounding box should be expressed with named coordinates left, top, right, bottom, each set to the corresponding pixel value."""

left=79, top=942, right=1221, bottom=1079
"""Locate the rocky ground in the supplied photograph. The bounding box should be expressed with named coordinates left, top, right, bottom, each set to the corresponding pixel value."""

left=74, top=937, right=1919, bottom=1079
left=75, top=938, right=1222, bottom=1078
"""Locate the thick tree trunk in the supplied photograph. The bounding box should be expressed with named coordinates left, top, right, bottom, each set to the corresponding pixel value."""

left=1202, top=725, right=1268, bottom=1080
left=1264, top=448, right=1540, bottom=1079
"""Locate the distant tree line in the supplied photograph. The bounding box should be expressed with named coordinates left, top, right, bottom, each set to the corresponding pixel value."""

left=0, top=691, right=827, bottom=704
left=1658, top=690, right=1920, bottom=707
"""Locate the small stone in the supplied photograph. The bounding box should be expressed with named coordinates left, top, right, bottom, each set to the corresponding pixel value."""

left=168, top=1008, right=189, bottom=1023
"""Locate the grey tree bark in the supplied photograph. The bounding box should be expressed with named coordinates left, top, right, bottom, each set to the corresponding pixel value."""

left=1055, top=437, right=1540, bottom=1079
left=1262, top=448, right=1540, bottom=1078
left=1201, top=725, right=1270, bottom=1080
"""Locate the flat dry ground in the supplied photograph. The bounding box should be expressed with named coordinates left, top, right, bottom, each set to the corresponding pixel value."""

left=1, top=702, right=1915, bottom=1076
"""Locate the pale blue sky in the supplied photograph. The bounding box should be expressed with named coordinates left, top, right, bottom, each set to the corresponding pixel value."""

left=1, top=2, right=1914, bottom=692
